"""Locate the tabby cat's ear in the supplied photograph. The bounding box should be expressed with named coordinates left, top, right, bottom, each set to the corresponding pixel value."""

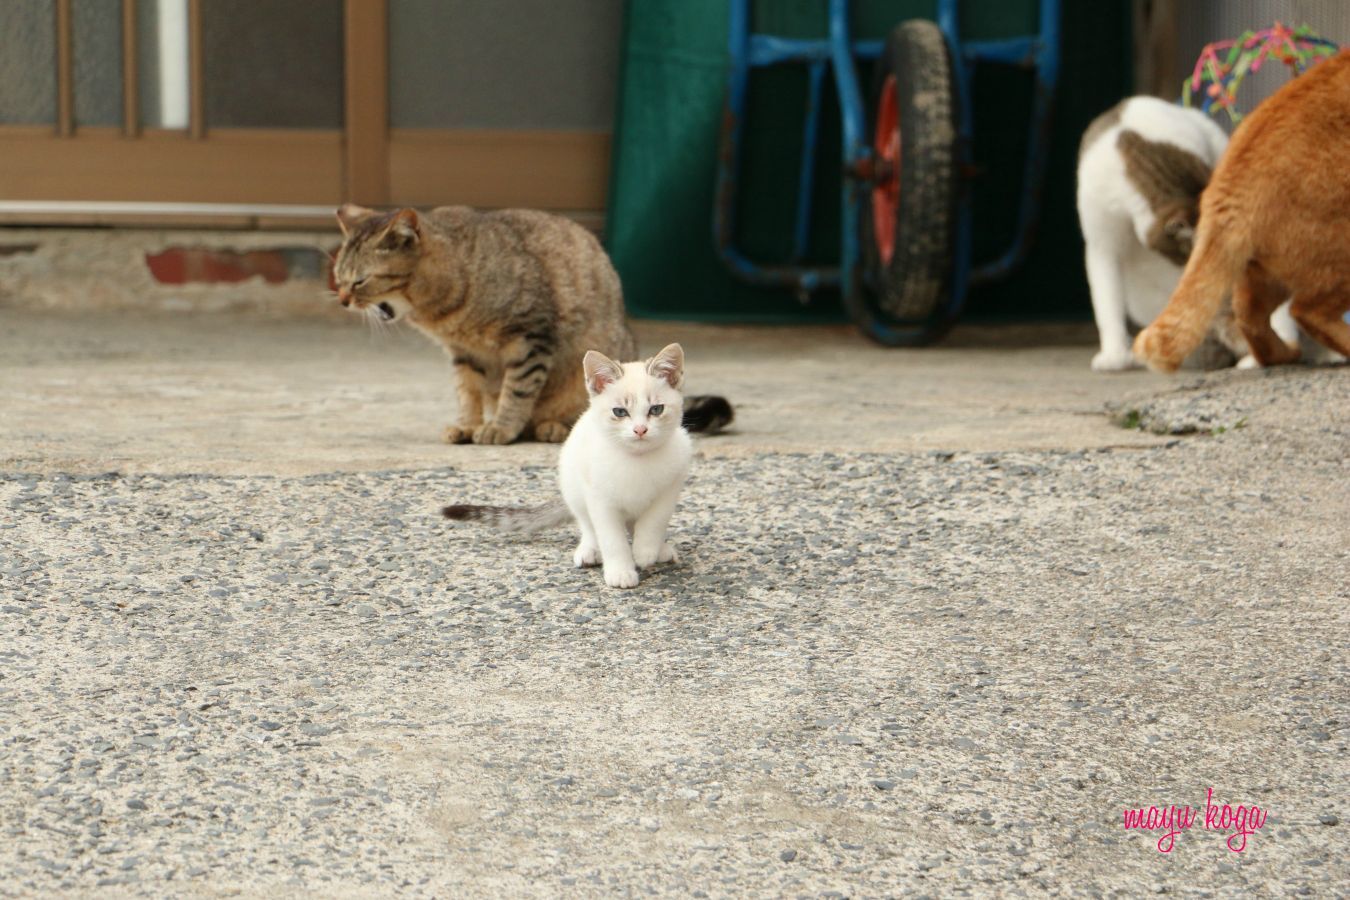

left=380, top=208, right=421, bottom=250
left=583, top=350, right=624, bottom=396
left=336, top=203, right=373, bottom=237
left=646, top=343, right=684, bottom=389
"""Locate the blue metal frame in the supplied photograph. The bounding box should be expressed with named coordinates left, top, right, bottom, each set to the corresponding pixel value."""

left=714, top=0, right=1062, bottom=341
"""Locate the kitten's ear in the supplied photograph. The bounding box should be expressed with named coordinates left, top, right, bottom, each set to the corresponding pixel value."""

left=646, top=343, right=684, bottom=389
left=583, top=350, right=624, bottom=396
left=381, top=208, right=421, bottom=249
left=336, top=203, right=373, bottom=237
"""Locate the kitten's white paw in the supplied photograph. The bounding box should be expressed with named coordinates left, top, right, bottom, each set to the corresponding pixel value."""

left=573, top=544, right=601, bottom=568
left=472, top=423, right=519, bottom=445
left=603, top=565, right=640, bottom=589
left=1235, top=353, right=1261, bottom=370
left=1091, top=348, right=1139, bottom=372
left=634, top=542, right=676, bottom=569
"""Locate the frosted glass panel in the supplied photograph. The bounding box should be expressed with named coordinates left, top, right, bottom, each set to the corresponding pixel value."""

left=390, top=0, right=623, bottom=129
left=0, top=1, right=57, bottom=124
left=138, top=0, right=341, bottom=129
left=73, top=0, right=123, bottom=127
left=201, top=0, right=343, bottom=129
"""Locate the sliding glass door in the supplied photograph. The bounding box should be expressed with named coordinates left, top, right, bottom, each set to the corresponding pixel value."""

left=0, top=0, right=621, bottom=225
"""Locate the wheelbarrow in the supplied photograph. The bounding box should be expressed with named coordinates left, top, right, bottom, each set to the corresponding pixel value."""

left=714, top=0, right=1062, bottom=345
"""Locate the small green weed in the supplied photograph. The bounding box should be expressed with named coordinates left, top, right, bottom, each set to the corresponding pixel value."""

left=1211, top=417, right=1248, bottom=436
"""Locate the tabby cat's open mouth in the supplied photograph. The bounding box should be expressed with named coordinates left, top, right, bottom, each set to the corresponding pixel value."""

left=376, top=302, right=396, bottom=321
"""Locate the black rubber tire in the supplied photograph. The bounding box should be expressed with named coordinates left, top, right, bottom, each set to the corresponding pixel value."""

left=851, top=19, right=959, bottom=344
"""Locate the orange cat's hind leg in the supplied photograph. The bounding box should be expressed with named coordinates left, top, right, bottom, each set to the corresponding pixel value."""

left=1289, top=291, right=1350, bottom=359
left=1233, top=264, right=1300, bottom=367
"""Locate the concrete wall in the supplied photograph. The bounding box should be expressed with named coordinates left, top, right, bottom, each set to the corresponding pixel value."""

left=0, top=230, right=344, bottom=317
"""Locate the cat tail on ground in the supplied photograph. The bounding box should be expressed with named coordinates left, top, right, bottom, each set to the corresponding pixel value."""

left=682, top=395, right=735, bottom=434
left=442, top=501, right=569, bottom=534
left=1134, top=217, right=1248, bottom=373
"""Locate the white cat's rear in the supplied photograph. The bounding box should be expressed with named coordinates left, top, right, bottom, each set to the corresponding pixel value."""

left=1078, top=97, right=1223, bottom=370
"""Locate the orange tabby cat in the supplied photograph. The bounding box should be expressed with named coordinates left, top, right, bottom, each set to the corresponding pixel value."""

left=1134, top=50, right=1350, bottom=371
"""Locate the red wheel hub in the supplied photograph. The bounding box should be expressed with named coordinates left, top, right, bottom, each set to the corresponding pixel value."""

left=871, top=74, right=901, bottom=268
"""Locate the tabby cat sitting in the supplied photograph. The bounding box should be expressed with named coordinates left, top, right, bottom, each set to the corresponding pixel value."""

left=332, top=204, right=732, bottom=444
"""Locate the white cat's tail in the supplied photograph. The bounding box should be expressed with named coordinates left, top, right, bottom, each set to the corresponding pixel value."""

left=441, top=501, right=570, bottom=534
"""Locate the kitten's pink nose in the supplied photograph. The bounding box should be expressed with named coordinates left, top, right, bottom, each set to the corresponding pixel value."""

left=337, top=287, right=352, bottom=306
left=633, top=424, right=648, bottom=437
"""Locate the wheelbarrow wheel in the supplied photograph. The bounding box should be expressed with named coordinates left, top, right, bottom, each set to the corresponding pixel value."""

left=850, top=19, right=959, bottom=346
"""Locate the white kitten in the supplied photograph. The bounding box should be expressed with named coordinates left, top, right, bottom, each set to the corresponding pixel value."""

left=560, top=343, right=692, bottom=588
left=1077, top=96, right=1297, bottom=371
left=442, top=343, right=692, bottom=590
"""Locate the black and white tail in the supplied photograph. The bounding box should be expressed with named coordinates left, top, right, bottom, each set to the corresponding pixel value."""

left=682, top=395, right=734, bottom=434
left=441, top=501, right=569, bottom=534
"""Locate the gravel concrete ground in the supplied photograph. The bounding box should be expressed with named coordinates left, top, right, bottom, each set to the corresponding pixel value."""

left=1, top=310, right=1346, bottom=897
left=0, top=310, right=1173, bottom=476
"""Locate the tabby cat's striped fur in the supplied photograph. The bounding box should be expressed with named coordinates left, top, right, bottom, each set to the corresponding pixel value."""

left=333, top=204, right=638, bottom=444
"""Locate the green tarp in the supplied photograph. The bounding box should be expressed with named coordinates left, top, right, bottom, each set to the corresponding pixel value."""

left=605, top=0, right=1132, bottom=323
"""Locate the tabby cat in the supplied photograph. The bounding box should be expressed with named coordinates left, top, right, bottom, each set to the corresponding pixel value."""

left=1135, top=51, right=1350, bottom=371
left=332, top=204, right=732, bottom=443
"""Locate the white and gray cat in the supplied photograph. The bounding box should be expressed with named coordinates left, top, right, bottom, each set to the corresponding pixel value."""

left=443, top=343, right=692, bottom=589
left=1077, top=96, right=1298, bottom=371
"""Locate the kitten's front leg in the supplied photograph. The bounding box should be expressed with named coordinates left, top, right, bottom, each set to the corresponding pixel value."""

left=589, top=501, right=638, bottom=588
left=1084, top=243, right=1138, bottom=372
left=570, top=505, right=601, bottom=568
left=473, top=341, right=554, bottom=445
left=631, top=484, right=682, bottom=569
left=444, top=359, right=486, bottom=444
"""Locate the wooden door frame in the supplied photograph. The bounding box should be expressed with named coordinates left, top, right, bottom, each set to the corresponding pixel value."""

left=342, top=0, right=389, bottom=206
left=0, top=0, right=609, bottom=228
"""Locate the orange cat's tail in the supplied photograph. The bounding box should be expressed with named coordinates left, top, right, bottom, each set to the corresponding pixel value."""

left=1134, top=224, right=1247, bottom=372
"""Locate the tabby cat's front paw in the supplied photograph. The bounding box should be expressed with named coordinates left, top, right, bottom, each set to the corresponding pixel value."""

left=472, top=423, right=520, bottom=445
left=534, top=421, right=570, bottom=443
left=603, top=564, right=640, bottom=589
left=443, top=425, right=475, bottom=444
